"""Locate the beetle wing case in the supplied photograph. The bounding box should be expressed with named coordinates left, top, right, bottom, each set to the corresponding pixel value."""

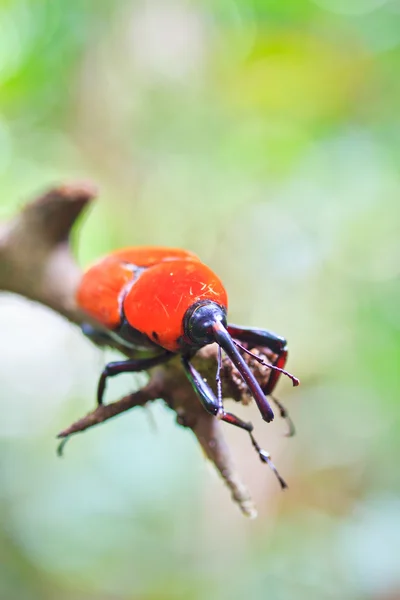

left=123, top=260, right=228, bottom=352
left=76, top=247, right=226, bottom=345
left=77, top=256, right=136, bottom=329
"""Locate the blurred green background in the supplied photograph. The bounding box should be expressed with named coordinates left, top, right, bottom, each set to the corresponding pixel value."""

left=0, top=0, right=399, bottom=599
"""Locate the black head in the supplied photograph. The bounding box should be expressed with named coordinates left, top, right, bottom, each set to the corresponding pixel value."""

left=184, top=300, right=227, bottom=347
left=183, top=300, right=275, bottom=422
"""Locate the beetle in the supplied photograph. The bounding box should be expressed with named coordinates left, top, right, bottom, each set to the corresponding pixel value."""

left=76, top=247, right=299, bottom=486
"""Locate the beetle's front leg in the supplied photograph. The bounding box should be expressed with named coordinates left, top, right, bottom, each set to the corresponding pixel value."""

left=97, top=352, right=173, bottom=405
left=227, top=324, right=298, bottom=436
left=227, top=324, right=288, bottom=396
left=57, top=350, right=174, bottom=457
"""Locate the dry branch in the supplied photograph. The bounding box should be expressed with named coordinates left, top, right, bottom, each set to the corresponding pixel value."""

left=0, top=183, right=279, bottom=518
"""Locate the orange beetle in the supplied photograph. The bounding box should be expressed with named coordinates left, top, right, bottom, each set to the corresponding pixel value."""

left=77, top=247, right=299, bottom=486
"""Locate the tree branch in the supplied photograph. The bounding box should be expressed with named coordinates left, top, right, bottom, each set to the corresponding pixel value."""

left=0, top=183, right=278, bottom=518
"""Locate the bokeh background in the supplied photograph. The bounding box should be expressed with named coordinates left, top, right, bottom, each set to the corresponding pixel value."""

left=0, top=1, right=399, bottom=599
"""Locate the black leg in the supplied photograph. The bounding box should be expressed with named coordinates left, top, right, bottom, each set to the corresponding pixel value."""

left=57, top=350, right=174, bottom=457
left=227, top=324, right=287, bottom=354
left=270, top=395, right=295, bottom=437
left=181, top=355, right=223, bottom=417
left=181, top=357, right=287, bottom=488
left=97, top=351, right=173, bottom=405
left=227, top=323, right=297, bottom=434
left=227, top=323, right=289, bottom=396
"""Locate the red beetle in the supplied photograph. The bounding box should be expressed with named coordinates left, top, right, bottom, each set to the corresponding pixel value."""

left=76, top=247, right=299, bottom=486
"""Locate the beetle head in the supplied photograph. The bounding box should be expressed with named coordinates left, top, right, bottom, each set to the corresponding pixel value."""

left=183, top=300, right=275, bottom=422
left=183, top=300, right=227, bottom=347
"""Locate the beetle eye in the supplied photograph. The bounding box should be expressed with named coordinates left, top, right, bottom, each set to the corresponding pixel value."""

left=190, top=319, right=214, bottom=345
left=184, top=301, right=227, bottom=346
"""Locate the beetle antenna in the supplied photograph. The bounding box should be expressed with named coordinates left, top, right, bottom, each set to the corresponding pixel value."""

left=216, top=344, right=223, bottom=413
left=233, top=340, right=300, bottom=388
left=212, top=321, right=275, bottom=422
left=270, top=395, right=296, bottom=437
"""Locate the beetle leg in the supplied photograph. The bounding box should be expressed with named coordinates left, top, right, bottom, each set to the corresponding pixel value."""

left=227, top=324, right=287, bottom=354
left=227, top=324, right=288, bottom=396
left=57, top=351, right=173, bottom=457
left=270, top=395, right=295, bottom=437
left=227, top=324, right=297, bottom=435
left=181, top=357, right=287, bottom=488
left=97, top=352, right=173, bottom=405
left=58, top=352, right=172, bottom=456
left=181, top=355, right=224, bottom=417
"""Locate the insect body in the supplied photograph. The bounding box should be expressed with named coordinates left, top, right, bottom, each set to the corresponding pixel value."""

left=77, top=247, right=299, bottom=486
